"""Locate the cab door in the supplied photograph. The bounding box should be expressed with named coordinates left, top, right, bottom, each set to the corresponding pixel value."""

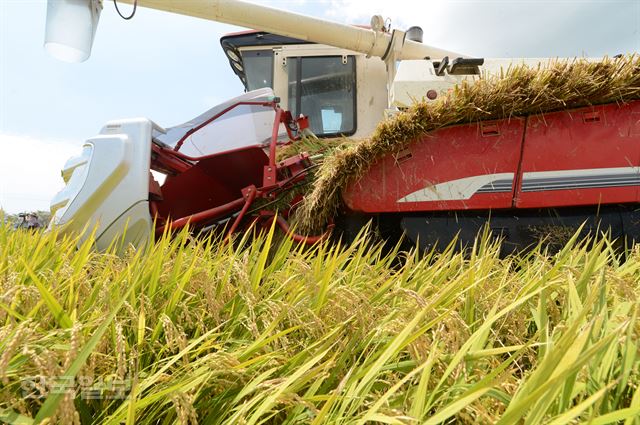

left=273, top=44, right=388, bottom=139
left=274, top=46, right=358, bottom=137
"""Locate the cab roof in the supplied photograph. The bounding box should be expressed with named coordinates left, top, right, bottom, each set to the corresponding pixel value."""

left=220, top=31, right=310, bottom=89
left=219, top=27, right=371, bottom=89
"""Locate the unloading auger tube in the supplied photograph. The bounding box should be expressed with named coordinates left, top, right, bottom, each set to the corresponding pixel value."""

left=116, top=0, right=462, bottom=61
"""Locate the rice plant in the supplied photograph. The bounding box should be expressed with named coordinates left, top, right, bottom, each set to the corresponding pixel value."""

left=1, top=221, right=640, bottom=424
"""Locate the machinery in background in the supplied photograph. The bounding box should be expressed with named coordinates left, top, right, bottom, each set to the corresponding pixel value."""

left=13, top=213, right=45, bottom=231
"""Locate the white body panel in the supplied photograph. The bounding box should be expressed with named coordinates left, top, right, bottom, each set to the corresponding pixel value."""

left=266, top=44, right=598, bottom=136
left=391, top=58, right=598, bottom=107
left=155, top=87, right=280, bottom=156
left=50, top=118, right=156, bottom=251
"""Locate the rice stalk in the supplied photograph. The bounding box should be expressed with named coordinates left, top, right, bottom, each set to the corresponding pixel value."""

left=0, top=221, right=639, bottom=423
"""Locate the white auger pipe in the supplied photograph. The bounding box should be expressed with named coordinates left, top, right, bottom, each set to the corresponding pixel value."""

left=119, top=0, right=462, bottom=60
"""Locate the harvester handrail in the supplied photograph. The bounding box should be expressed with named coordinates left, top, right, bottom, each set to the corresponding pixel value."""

left=173, top=99, right=280, bottom=152
left=152, top=98, right=308, bottom=237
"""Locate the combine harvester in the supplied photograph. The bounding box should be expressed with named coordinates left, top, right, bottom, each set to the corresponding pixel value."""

left=47, top=0, right=640, bottom=253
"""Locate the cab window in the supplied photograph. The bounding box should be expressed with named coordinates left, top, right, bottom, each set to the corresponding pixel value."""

left=242, top=50, right=274, bottom=91
left=287, top=56, right=357, bottom=137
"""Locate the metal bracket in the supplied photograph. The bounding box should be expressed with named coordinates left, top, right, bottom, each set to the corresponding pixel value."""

left=582, top=111, right=601, bottom=123
left=93, top=0, right=103, bottom=13
left=383, top=29, right=406, bottom=108
left=481, top=122, right=500, bottom=137
left=367, top=15, right=386, bottom=59
left=274, top=49, right=286, bottom=67
left=342, top=55, right=348, bottom=65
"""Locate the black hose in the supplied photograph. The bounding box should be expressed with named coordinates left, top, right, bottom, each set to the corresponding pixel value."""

left=113, top=0, right=137, bottom=20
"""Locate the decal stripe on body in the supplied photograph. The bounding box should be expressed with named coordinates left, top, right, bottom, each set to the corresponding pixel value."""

left=397, top=173, right=514, bottom=203
left=397, top=167, right=640, bottom=203
left=521, top=167, right=640, bottom=192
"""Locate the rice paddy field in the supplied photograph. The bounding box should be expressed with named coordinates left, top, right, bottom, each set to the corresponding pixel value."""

left=3, top=55, right=640, bottom=424
left=1, top=222, right=640, bottom=424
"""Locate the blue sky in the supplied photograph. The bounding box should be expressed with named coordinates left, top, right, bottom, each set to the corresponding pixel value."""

left=0, top=0, right=638, bottom=213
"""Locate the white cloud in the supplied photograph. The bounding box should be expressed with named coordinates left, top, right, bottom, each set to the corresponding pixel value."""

left=323, top=0, right=638, bottom=57
left=326, top=0, right=446, bottom=28
left=0, top=134, right=79, bottom=214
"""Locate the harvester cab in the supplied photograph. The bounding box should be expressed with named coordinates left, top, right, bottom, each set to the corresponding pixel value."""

left=219, top=29, right=493, bottom=138
left=220, top=30, right=387, bottom=139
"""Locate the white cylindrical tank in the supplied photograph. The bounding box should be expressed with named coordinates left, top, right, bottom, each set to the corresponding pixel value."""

left=45, top=0, right=102, bottom=63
